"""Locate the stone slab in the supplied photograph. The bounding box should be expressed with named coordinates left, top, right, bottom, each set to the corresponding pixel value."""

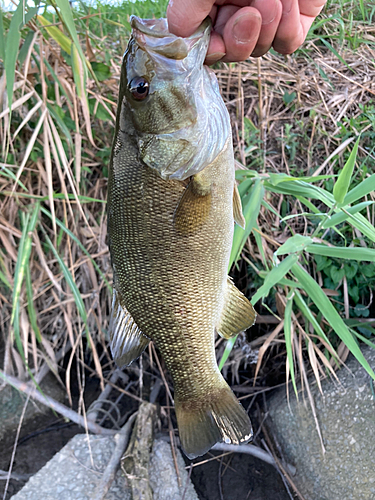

left=268, top=345, right=375, bottom=500
left=10, top=434, right=130, bottom=500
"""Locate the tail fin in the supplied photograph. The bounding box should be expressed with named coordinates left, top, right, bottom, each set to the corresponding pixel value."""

left=175, top=384, right=253, bottom=459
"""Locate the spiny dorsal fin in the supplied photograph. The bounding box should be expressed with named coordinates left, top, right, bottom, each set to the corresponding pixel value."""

left=109, top=287, right=150, bottom=367
left=216, top=278, right=256, bottom=339
left=233, top=183, right=245, bottom=228
left=174, top=173, right=211, bottom=234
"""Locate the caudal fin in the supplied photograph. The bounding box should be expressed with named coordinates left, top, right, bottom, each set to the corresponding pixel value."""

left=175, top=384, right=253, bottom=459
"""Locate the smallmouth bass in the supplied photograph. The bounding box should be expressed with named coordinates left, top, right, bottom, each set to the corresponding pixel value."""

left=107, top=16, right=256, bottom=459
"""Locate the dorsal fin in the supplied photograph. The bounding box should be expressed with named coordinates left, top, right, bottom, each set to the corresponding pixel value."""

left=216, top=278, right=256, bottom=339
left=109, top=288, right=150, bottom=367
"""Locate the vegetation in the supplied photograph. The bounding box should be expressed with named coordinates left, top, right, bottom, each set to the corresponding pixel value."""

left=0, top=0, right=375, bottom=411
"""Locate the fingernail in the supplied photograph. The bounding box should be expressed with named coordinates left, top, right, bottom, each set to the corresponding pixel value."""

left=261, top=0, right=278, bottom=25
left=282, top=0, right=293, bottom=15
left=205, top=52, right=226, bottom=64
left=232, top=14, right=258, bottom=44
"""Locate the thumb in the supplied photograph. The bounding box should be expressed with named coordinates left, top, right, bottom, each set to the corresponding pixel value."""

left=167, top=0, right=216, bottom=37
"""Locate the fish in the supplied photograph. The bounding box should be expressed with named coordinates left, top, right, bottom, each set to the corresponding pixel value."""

left=107, top=16, right=256, bottom=459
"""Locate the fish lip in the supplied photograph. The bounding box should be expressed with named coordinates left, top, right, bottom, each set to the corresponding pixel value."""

left=130, top=15, right=211, bottom=40
left=129, top=16, right=211, bottom=61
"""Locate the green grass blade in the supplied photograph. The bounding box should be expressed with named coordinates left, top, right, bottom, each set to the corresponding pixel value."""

left=26, top=266, right=42, bottom=343
left=0, top=269, right=11, bottom=289
left=54, top=0, right=86, bottom=61
left=294, top=290, right=336, bottom=353
left=351, top=330, right=375, bottom=350
left=218, top=337, right=236, bottom=371
left=342, top=174, right=375, bottom=206
left=348, top=212, right=375, bottom=243
left=4, top=0, right=23, bottom=123
left=37, top=14, right=72, bottom=54
left=17, top=30, right=35, bottom=67
left=47, top=104, right=74, bottom=146
left=11, top=204, right=40, bottom=323
left=268, top=172, right=335, bottom=185
left=323, top=201, right=374, bottom=228
left=333, top=136, right=360, bottom=205
left=251, top=254, right=299, bottom=305
left=11, top=213, right=29, bottom=324
left=0, top=7, right=5, bottom=61
left=291, top=263, right=375, bottom=379
left=40, top=207, right=112, bottom=291
left=0, top=166, right=28, bottom=191
left=264, top=179, right=334, bottom=207
left=295, top=196, right=321, bottom=214
left=305, top=243, right=375, bottom=262
left=253, top=221, right=268, bottom=269
left=43, top=231, right=89, bottom=336
left=12, top=301, right=24, bottom=359
left=284, top=294, right=298, bottom=396
left=319, top=37, right=355, bottom=73
left=229, top=179, right=264, bottom=268
left=275, top=235, right=313, bottom=256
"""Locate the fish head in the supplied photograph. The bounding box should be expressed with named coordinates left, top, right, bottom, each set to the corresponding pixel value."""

left=119, top=16, right=231, bottom=181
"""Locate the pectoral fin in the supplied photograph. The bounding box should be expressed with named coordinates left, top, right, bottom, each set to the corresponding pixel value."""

left=174, top=172, right=211, bottom=234
left=109, top=288, right=150, bottom=367
left=233, top=184, right=246, bottom=228
left=216, top=278, right=256, bottom=339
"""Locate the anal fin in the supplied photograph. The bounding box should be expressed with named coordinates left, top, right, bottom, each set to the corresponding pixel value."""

left=233, top=183, right=246, bottom=228
left=216, top=278, right=256, bottom=339
left=109, top=288, right=150, bottom=368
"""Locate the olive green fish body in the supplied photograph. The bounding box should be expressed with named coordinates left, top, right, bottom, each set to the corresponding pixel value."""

left=108, top=17, right=256, bottom=458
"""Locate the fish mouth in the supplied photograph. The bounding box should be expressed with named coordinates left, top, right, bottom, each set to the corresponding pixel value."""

left=130, top=16, right=211, bottom=39
left=130, top=16, right=211, bottom=60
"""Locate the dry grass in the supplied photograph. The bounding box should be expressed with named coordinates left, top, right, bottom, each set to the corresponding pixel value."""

left=218, top=39, right=375, bottom=378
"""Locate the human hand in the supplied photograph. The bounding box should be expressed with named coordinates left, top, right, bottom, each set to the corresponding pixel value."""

left=167, top=0, right=327, bottom=64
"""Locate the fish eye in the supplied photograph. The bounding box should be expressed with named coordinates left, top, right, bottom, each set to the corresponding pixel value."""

left=129, top=77, right=149, bottom=100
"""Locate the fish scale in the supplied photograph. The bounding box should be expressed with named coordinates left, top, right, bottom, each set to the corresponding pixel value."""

left=107, top=16, right=256, bottom=458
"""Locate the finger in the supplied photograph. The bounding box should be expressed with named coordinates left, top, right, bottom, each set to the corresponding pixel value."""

left=250, top=0, right=283, bottom=57
left=299, top=0, right=327, bottom=37
left=204, top=31, right=226, bottom=65
left=299, top=0, right=327, bottom=18
left=273, top=0, right=326, bottom=54
left=220, top=7, right=262, bottom=62
left=167, top=0, right=216, bottom=37
left=204, top=5, right=238, bottom=64
left=273, top=0, right=304, bottom=54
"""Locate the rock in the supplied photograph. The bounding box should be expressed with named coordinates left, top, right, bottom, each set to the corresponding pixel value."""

left=10, top=434, right=130, bottom=500
left=11, top=402, right=199, bottom=500
left=268, top=345, right=375, bottom=500
left=149, top=439, right=199, bottom=500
